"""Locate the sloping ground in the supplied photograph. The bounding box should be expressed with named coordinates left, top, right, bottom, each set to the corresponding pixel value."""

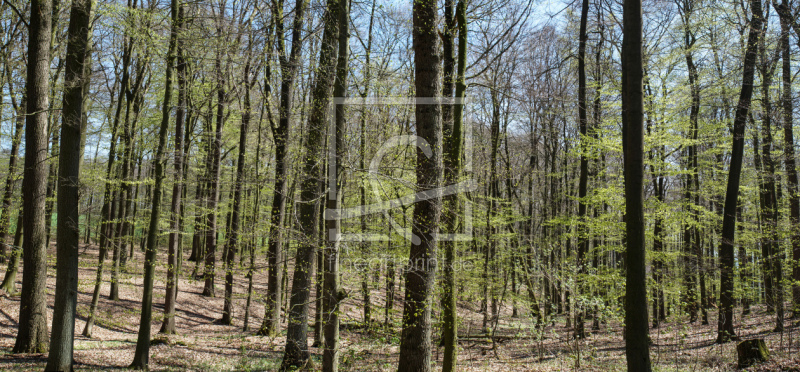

left=1, top=242, right=799, bottom=371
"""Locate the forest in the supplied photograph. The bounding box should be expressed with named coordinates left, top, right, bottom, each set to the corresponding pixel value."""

left=1, top=0, right=800, bottom=370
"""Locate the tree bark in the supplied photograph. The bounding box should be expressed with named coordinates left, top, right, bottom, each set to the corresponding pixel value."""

left=258, top=0, right=306, bottom=336
left=441, top=0, right=466, bottom=370
left=0, top=78, right=25, bottom=264
left=202, top=26, right=227, bottom=297
left=621, top=0, right=651, bottom=367
left=280, top=1, right=339, bottom=368
left=774, top=0, right=800, bottom=318
left=397, top=0, right=442, bottom=370
left=130, top=0, right=177, bottom=366
left=14, top=0, right=52, bottom=354
left=321, top=1, right=350, bottom=370
left=716, top=0, right=761, bottom=344
left=45, top=0, right=93, bottom=368
left=575, top=0, right=590, bottom=339
left=160, top=3, right=186, bottom=334
left=0, top=211, right=23, bottom=294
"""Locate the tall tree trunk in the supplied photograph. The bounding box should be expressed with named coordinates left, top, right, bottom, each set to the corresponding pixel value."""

left=359, top=0, right=376, bottom=327
left=45, top=0, right=93, bottom=368
left=203, top=19, right=227, bottom=296
left=160, top=3, right=186, bottom=334
left=716, top=0, right=761, bottom=343
left=280, top=2, right=339, bottom=368
left=621, top=0, right=651, bottom=367
left=14, top=0, right=52, bottom=354
left=322, top=1, right=349, bottom=370
left=775, top=0, right=800, bottom=317
left=258, top=0, right=306, bottom=336
left=245, top=109, right=266, bottom=332
left=222, top=29, right=255, bottom=325
left=574, top=0, right=590, bottom=339
left=83, top=74, right=123, bottom=336
left=442, top=0, right=466, bottom=370
left=397, top=0, right=442, bottom=370
left=756, top=37, right=783, bottom=331
left=130, top=0, right=177, bottom=365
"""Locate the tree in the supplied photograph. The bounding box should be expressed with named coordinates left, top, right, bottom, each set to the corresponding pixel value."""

left=280, top=0, right=340, bottom=369
left=222, top=19, right=255, bottom=325
left=201, top=0, right=233, bottom=298
left=575, top=0, right=590, bottom=339
left=259, top=0, right=307, bottom=336
left=774, top=0, right=800, bottom=317
left=0, top=72, right=25, bottom=268
left=130, top=0, right=178, bottom=366
left=45, top=0, right=93, bottom=368
left=620, top=0, right=651, bottom=368
left=441, top=0, right=467, bottom=370
left=397, top=0, right=442, bottom=370
left=321, top=0, right=350, bottom=370
left=716, top=0, right=761, bottom=344
left=0, top=86, right=25, bottom=294
left=14, top=0, right=53, bottom=354
left=160, top=1, right=186, bottom=334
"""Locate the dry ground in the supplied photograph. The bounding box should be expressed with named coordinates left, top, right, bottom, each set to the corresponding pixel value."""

left=1, top=242, right=800, bottom=371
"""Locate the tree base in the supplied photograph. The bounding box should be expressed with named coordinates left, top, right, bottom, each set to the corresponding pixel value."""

left=737, top=339, right=769, bottom=368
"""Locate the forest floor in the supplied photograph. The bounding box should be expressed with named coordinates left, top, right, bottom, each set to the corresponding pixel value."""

left=1, top=242, right=800, bottom=371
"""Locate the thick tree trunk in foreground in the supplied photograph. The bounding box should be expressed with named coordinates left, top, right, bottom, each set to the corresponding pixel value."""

left=717, top=0, right=761, bottom=344
left=620, top=0, right=651, bottom=368
left=397, top=0, right=442, bottom=370
left=14, top=0, right=53, bottom=355
left=45, top=0, right=93, bottom=368
left=130, top=0, right=177, bottom=366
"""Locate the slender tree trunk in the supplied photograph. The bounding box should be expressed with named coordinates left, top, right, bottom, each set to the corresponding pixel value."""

left=160, top=4, right=186, bottom=334
left=130, top=0, right=177, bottom=365
left=0, top=211, right=23, bottom=294
left=0, top=86, right=25, bottom=264
left=202, top=41, right=226, bottom=297
left=359, top=0, right=376, bottom=327
left=259, top=0, right=306, bottom=336
left=442, top=1, right=466, bottom=369
left=222, top=30, right=255, bottom=325
left=43, top=132, right=58, bottom=246
left=245, top=110, right=265, bottom=332
left=574, top=0, right=590, bottom=339
left=756, top=45, right=783, bottom=331
left=775, top=0, right=800, bottom=317
left=280, top=2, right=339, bottom=368
left=716, top=0, right=761, bottom=343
